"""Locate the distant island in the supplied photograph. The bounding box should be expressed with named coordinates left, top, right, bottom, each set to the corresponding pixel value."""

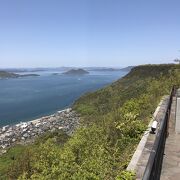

left=21, top=74, right=40, bottom=77
left=0, top=71, right=39, bottom=79
left=63, top=69, right=89, bottom=75
left=52, top=73, right=60, bottom=76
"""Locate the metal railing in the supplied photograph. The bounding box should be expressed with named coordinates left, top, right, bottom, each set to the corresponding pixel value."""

left=142, top=86, right=176, bottom=180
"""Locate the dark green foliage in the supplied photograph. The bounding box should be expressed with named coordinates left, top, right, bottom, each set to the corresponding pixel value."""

left=1, top=64, right=180, bottom=179
left=0, top=130, right=70, bottom=179
left=8, top=148, right=33, bottom=179
left=34, top=129, right=70, bottom=146
left=116, top=170, right=135, bottom=180
left=0, top=145, right=26, bottom=179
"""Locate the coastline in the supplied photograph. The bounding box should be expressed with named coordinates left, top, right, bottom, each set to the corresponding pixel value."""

left=0, top=108, right=80, bottom=155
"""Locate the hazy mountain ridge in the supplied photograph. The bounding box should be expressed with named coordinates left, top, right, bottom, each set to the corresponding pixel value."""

left=0, top=66, right=132, bottom=73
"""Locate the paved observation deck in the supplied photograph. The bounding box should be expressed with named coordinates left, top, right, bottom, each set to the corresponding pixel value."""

left=161, top=89, right=180, bottom=180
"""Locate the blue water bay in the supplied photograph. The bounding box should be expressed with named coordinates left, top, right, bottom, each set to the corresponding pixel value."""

left=0, top=71, right=127, bottom=127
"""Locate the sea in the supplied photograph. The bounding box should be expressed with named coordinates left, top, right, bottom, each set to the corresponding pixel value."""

left=0, top=70, right=128, bottom=127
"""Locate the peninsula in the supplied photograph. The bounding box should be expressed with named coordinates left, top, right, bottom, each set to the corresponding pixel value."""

left=0, top=71, right=39, bottom=79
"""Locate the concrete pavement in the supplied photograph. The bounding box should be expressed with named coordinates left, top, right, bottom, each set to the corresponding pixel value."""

left=161, top=89, right=180, bottom=180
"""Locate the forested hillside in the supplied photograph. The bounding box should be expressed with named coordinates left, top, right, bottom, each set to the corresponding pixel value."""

left=1, top=64, right=180, bottom=179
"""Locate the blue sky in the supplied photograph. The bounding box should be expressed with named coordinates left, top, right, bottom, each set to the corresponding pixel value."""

left=0, top=0, right=180, bottom=67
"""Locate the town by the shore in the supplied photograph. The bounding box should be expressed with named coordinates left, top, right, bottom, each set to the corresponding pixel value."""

left=0, top=108, right=80, bottom=155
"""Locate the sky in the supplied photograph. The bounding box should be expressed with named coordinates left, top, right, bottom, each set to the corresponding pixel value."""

left=0, top=0, right=180, bottom=68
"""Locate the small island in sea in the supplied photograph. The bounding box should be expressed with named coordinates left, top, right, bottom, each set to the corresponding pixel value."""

left=0, top=71, right=39, bottom=79
left=62, top=68, right=89, bottom=75
left=52, top=73, right=60, bottom=76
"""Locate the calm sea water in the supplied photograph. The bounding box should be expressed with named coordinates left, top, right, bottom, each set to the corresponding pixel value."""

left=0, top=71, right=127, bottom=127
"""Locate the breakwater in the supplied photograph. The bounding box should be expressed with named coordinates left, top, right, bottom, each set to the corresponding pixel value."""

left=0, top=108, right=79, bottom=155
